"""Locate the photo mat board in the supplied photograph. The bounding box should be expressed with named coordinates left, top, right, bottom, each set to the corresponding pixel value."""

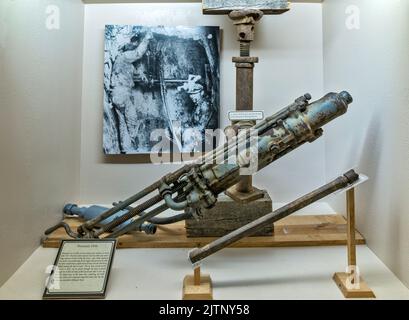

left=103, top=25, right=220, bottom=155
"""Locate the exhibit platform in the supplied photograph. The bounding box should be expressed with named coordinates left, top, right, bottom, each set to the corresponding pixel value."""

left=1, top=245, right=409, bottom=300
left=42, top=214, right=365, bottom=249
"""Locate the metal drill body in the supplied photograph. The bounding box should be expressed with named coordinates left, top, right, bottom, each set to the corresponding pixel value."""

left=196, top=91, right=352, bottom=196
left=48, top=91, right=353, bottom=241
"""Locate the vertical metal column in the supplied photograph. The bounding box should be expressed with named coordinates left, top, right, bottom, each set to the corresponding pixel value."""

left=235, top=61, right=255, bottom=193
left=226, top=10, right=265, bottom=202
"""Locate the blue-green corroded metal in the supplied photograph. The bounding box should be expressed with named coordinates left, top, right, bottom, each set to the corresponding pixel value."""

left=63, top=204, right=156, bottom=235
left=51, top=91, right=353, bottom=239
left=200, top=91, right=353, bottom=194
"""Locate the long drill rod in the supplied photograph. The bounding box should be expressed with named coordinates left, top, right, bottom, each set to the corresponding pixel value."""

left=71, top=91, right=352, bottom=239
left=78, top=164, right=195, bottom=236
left=78, top=95, right=309, bottom=236
left=188, top=170, right=360, bottom=264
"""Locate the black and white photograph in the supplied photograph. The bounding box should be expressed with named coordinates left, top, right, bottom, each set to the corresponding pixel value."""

left=103, top=25, right=220, bottom=155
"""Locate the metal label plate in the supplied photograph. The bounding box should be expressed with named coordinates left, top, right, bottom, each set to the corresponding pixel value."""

left=229, top=111, right=264, bottom=121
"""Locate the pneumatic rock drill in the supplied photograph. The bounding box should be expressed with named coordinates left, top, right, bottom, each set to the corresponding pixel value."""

left=45, top=91, right=355, bottom=255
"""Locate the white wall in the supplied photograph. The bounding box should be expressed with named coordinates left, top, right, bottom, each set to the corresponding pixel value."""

left=80, top=2, right=325, bottom=204
left=0, top=0, right=84, bottom=285
left=323, top=0, right=409, bottom=287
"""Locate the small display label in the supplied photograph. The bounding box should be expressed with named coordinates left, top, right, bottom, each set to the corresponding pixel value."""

left=43, top=239, right=116, bottom=299
left=228, top=111, right=264, bottom=121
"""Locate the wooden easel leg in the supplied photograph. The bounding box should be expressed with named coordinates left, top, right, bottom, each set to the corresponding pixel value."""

left=194, top=266, right=201, bottom=286
left=333, top=188, right=375, bottom=298
left=182, top=266, right=213, bottom=300
left=347, top=188, right=357, bottom=268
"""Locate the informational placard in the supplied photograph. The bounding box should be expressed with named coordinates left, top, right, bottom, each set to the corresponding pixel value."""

left=229, top=111, right=264, bottom=121
left=43, top=239, right=116, bottom=299
left=202, top=0, right=290, bottom=15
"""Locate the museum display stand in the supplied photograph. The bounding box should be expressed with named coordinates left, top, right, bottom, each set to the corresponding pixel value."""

left=41, top=2, right=366, bottom=252
left=6, top=0, right=409, bottom=301
left=185, top=7, right=277, bottom=238
left=42, top=214, right=365, bottom=248
left=182, top=266, right=213, bottom=300
left=333, top=188, right=375, bottom=298
left=182, top=186, right=374, bottom=300
left=37, top=1, right=372, bottom=300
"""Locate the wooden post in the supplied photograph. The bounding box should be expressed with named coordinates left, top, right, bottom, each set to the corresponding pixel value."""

left=346, top=188, right=357, bottom=283
left=194, top=267, right=201, bottom=286
left=182, top=266, right=213, bottom=300
left=333, top=187, right=375, bottom=298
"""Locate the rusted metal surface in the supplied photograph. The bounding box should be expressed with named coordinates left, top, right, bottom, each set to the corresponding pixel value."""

left=226, top=9, right=263, bottom=197
left=110, top=91, right=353, bottom=238
left=48, top=91, right=354, bottom=240
left=226, top=182, right=265, bottom=204
left=77, top=166, right=193, bottom=238
left=44, top=3, right=357, bottom=253
left=204, top=92, right=353, bottom=195
left=188, top=170, right=360, bottom=264
left=236, top=64, right=255, bottom=111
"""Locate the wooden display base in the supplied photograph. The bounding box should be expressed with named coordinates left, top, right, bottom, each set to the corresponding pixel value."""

left=182, top=268, right=213, bottom=300
left=42, top=214, right=366, bottom=249
left=333, top=272, right=375, bottom=299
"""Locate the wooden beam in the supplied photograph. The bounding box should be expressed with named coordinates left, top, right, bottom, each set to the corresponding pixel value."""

left=194, top=266, right=201, bottom=285
left=202, top=0, right=290, bottom=15
left=42, top=214, right=366, bottom=249
left=82, top=1, right=323, bottom=4
left=347, top=188, right=357, bottom=267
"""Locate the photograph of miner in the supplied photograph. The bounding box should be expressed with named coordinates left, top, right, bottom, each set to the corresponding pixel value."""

left=103, top=25, right=220, bottom=155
